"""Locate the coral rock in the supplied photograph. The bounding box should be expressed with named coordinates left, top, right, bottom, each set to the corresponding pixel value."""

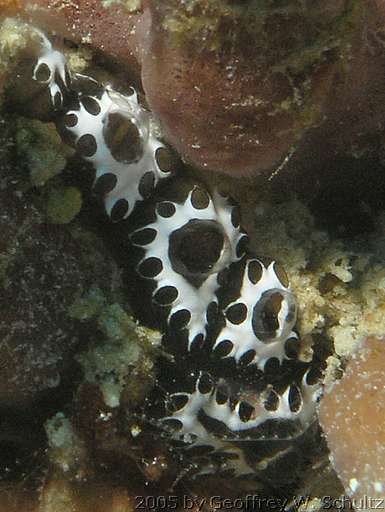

left=319, top=336, right=385, bottom=506
left=0, top=118, right=122, bottom=407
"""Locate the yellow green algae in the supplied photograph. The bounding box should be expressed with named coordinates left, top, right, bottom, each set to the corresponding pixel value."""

left=16, top=118, right=73, bottom=187
left=1, top=17, right=101, bottom=227
left=0, top=20, right=85, bottom=225
left=13, top=117, right=82, bottom=224
left=46, top=185, right=82, bottom=224
left=69, top=288, right=162, bottom=408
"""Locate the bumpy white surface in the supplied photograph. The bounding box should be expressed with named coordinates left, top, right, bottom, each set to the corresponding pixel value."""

left=163, top=372, right=319, bottom=476
left=134, top=189, right=244, bottom=349
left=163, top=378, right=254, bottom=477
left=214, top=258, right=298, bottom=370
left=33, top=30, right=69, bottom=107
left=65, top=86, right=170, bottom=218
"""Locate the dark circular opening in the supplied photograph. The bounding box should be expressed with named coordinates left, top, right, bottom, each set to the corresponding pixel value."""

left=252, top=290, right=283, bottom=341
left=104, top=112, right=143, bottom=163
left=169, top=219, right=225, bottom=278
left=80, top=95, right=101, bottom=116
left=34, top=62, right=50, bottom=82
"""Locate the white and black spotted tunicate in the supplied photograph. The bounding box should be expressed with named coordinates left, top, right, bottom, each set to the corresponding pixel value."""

left=32, top=28, right=71, bottom=109
left=131, top=185, right=247, bottom=349
left=24, top=26, right=323, bottom=484
left=8, top=24, right=71, bottom=121
left=160, top=370, right=321, bottom=477
left=213, top=257, right=299, bottom=370
left=60, top=83, right=177, bottom=219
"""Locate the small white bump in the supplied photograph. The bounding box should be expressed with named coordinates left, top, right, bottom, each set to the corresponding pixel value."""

left=349, top=478, right=360, bottom=493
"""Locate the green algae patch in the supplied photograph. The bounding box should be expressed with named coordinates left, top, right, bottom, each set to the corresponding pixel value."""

left=158, top=0, right=364, bottom=73
left=46, top=186, right=82, bottom=225
left=69, top=288, right=161, bottom=408
left=14, top=117, right=81, bottom=224
left=15, top=117, right=73, bottom=187
left=68, top=287, right=107, bottom=320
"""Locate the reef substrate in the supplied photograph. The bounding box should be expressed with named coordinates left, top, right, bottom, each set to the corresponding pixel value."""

left=0, top=9, right=385, bottom=512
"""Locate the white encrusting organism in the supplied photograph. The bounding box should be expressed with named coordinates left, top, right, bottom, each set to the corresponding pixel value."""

left=162, top=372, right=320, bottom=476
left=64, top=86, right=171, bottom=218
left=213, top=258, right=298, bottom=370
left=133, top=188, right=246, bottom=348
left=33, top=29, right=70, bottom=107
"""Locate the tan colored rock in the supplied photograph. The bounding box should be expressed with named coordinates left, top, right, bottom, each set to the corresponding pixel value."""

left=39, top=477, right=135, bottom=512
left=319, top=336, right=385, bottom=507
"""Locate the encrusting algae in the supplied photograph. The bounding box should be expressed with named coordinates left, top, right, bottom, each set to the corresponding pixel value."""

left=15, top=117, right=73, bottom=187
left=158, top=0, right=361, bottom=58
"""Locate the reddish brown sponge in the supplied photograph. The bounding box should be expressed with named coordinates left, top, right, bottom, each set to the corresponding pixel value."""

left=319, top=337, right=385, bottom=504
left=141, top=1, right=340, bottom=175
left=141, top=0, right=385, bottom=176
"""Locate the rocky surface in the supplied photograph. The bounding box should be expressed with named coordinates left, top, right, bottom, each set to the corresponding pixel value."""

left=0, top=113, right=124, bottom=407
left=319, top=336, right=385, bottom=507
